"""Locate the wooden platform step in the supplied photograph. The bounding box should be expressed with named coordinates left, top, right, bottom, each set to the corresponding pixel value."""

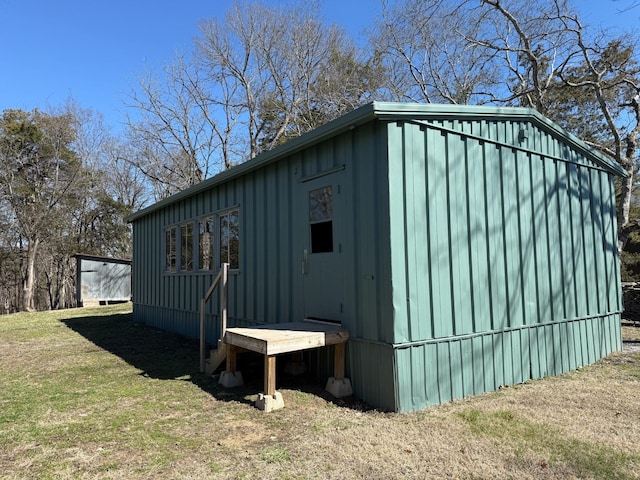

left=204, top=340, right=227, bottom=375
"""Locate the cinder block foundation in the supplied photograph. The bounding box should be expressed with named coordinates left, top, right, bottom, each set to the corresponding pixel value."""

left=255, top=391, right=285, bottom=412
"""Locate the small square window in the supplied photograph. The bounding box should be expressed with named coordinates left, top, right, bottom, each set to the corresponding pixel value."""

left=309, top=186, right=333, bottom=222
left=311, top=221, right=333, bottom=253
left=309, top=187, right=333, bottom=253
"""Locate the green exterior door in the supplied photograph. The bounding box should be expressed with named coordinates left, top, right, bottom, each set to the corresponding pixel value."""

left=302, top=174, right=344, bottom=323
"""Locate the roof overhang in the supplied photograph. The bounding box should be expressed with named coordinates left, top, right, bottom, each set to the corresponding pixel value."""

left=73, top=254, right=132, bottom=265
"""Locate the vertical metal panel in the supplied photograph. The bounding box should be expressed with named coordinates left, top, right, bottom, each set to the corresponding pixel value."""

left=467, top=131, right=488, bottom=333
left=349, top=340, right=396, bottom=411
left=428, top=126, right=455, bottom=337
left=394, top=314, right=620, bottom=412
left=407, top=122, right=430, bottom=341
left=388, top=116, right=622, bottom=412
left=449, top=121, right=473, bottom=336
left=388, top=121, right=411, bottom=342
left=346, top=121, right=394, bottom=344
left=389, top=119, right=621, bottom=333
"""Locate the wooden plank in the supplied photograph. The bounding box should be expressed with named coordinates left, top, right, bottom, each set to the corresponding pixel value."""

left=225, top=329, right=268, bottom=354
left=265, top=355, right=276, bottom=396
left=224, top=322, right=349, bottom=355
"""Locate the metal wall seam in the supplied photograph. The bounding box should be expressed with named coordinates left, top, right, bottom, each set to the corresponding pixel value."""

left=389, top=311, right=624, bottom=350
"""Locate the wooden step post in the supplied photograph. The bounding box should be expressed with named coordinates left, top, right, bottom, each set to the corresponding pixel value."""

left=265, top=355, right=276, bottom=397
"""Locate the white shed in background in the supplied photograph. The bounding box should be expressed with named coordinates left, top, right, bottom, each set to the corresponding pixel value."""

left=74, top=254, right=132, bottom=307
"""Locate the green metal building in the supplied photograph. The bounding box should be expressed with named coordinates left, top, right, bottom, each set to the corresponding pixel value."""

left=127, top=102, right=625, bottom=412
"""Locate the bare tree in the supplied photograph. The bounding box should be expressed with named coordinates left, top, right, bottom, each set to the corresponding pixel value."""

left=102, top=137, right=150, bottom=213
left=196, top=1, right=373, bottom=158
left=126, top=55, right=220, bottom=193
left=126, top=1, right=384, bottom=199
left=372, top=0, right=639, bottom=233
left=474, top=0, right=640, bottom=234
left=371, top=0, right=501, bottom=104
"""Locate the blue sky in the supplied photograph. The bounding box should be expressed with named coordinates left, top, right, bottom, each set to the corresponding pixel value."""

left=0, top=0, right=637, bottom=132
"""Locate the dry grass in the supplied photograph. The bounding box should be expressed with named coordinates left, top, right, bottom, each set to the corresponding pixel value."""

left=1, top=304, right=639, bottom=479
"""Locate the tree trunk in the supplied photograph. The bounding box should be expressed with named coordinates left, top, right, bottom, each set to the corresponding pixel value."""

left=619, top=170, right=632, bottom=230
left=617, top=168, right=633, bottom=252
left=23, top=236, right=39, bottom=312
left=620, top=98, right=639, bottom=250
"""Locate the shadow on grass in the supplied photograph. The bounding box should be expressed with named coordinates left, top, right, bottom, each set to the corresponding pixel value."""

left=61, top=311, right=366, bottom=410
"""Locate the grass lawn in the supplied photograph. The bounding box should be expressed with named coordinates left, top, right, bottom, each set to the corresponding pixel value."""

left=1, top=304, right=639, bottom=479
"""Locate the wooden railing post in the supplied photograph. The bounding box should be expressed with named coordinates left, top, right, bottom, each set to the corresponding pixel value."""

left=199, top=298, right=206, bottom=373
left=199, top=263, right=230, bottom=373
left=221, top=263, right=228, bottom=338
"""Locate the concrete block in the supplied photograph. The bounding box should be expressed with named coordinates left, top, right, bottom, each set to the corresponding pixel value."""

left=325, top=377, right=353, bottom=398
left=255, top=391, right=285, bottom=412
left=218, top=371, right=244, bottom=388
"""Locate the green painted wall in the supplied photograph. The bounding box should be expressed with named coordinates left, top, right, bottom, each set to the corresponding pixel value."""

left=130, top=103, right=624, bottom=413
left=386, top=118, right=622, bottom=412
left=131, top=117, right=399, bottom=409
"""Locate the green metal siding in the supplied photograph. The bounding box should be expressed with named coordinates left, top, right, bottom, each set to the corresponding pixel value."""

left=394, top=314, right=620, bottom=412
left=351, top=339, right=396, bottom=411
left=130, top=102, right=623, bottom=412
left=387, top=118, right=622, bottom=412
left=131, top=122, right=397, bottom=402
left=131, top=121, right=399, bottom=407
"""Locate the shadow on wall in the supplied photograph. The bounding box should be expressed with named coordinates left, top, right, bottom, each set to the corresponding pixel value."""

left=61, top=311, right=365, bottom=409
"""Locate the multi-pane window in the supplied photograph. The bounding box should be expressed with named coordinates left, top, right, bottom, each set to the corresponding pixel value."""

left=165, top=209, right=240, bottom=273
left=199, top=217, right=215, bottom=271
left=220, top=209, right=239, bottom=269
left=165, top=226, right=177, bottom=272
left=180, top=223, right=194, bottom=271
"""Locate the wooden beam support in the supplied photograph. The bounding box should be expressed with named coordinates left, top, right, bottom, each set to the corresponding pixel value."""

left=199, top=298, right=206, bottom=373
left=264, top=355, right=276, bottom=396
left=226, top=344, right=237, bottom=373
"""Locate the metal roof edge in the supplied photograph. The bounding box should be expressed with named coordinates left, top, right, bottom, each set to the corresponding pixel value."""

left=125, top=103, right=378, bottom=223
left=372, top=102, right=626, bottom=177
left=126, top=102, right=626, bottom=223
left=523, top=108, right=627, bottom=177
left=73, top=254, right=132, bottom=265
